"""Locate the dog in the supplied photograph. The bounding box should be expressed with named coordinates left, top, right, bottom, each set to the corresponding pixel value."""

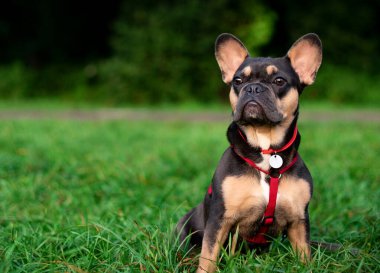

left=176, top=33, right=322, bottom=272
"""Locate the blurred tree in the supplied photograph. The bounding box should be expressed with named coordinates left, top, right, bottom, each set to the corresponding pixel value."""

left=101, top=0, right=275, bottom=103
left=0, top=0, right=121, bottom=99
left=265, top=0, right=380, bottom=72
left=0, top=0, right=378, bottom=104
left=0, top=0, right=120, bottom=66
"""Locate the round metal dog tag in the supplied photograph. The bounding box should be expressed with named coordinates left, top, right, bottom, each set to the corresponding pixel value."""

left=269, top=154, right=283, bottom=169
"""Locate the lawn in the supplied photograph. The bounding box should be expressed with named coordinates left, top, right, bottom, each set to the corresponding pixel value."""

left=0, top=114, right=379, bottom=272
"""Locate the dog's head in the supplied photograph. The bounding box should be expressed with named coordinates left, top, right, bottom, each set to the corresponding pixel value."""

left=215, top=33, right=322, bottom=126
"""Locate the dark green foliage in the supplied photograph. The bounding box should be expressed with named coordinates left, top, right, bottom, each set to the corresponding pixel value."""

left=0, top=0, right=119, bottom=64
left=303, top=64, right=380, bottom=105
left=0, top=0, right=379, bottom=105
left=102, top=0, right=275, bottom=103
left=266, top=0, right=380, bottom=72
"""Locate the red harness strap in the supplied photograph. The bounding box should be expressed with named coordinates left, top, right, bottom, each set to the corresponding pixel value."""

left=234, top=151, right=298, bottom=244
left=207, top=126, right=299, bottom=244
left=207, top=152, right=298, bottom=244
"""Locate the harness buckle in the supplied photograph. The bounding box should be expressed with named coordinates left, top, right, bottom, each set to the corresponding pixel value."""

left=262, top=216, right=274, bottom=225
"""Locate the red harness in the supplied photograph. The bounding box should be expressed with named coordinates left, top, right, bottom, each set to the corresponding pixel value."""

left=233, top=151, right=298, bottom=244
left=208, top=126, right=299, bottom=245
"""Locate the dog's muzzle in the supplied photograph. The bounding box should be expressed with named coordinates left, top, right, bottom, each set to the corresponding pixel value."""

left=234, top=83, right=283, bottom=124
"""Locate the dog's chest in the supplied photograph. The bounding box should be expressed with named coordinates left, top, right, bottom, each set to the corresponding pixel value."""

left=257, top=154, right=271, bottom=202
left=221, top=173, right=311, bottom=229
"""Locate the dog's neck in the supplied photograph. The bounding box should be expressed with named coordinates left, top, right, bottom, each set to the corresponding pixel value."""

left=242, top=125, right=285, bottom=151
left=228, top=114, right=299, bottom=156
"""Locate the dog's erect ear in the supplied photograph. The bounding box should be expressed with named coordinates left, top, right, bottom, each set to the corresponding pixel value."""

left=287, top=33, right=322, bottom=85
left=215, top=33, right=249, bottom=84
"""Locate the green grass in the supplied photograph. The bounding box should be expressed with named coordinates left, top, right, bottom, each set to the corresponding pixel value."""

left=0, top=117, right=379, bottom=272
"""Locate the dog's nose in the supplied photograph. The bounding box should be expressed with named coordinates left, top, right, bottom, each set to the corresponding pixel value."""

left=246, top=84, right=265, bottom=94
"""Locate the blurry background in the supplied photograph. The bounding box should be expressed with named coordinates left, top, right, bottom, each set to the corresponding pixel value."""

left=0, top=0, right=379, bottom=106
left=0, top=2, right=379, bottom=271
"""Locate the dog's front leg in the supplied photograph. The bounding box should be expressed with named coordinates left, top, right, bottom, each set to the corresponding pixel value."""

left=287, top=216, right=311, bottom=262
left=197, top=220, right=231, bottom=273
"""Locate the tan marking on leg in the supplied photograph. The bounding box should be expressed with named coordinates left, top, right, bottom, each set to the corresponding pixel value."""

left=222, top=175, right=267, bottom=239
left=287, top=220, right=311, bottom=262
left=278, top=177, right=311, bottom=213
left=277, top=176, right=311, bottom=262
left=231, top=225, right=239, bottom=255
left=276, top=176, right=311, bottom=227
left=197, top=223, right=231, bottom=273
left=222, top=175, right=265, bottom=221
left=266, top=65, right=278, bottom=75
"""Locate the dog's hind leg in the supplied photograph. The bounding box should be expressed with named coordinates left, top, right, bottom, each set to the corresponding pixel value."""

left=197, top=220, right=231, bottom=273
left=176, top=204, right=205, bottom=248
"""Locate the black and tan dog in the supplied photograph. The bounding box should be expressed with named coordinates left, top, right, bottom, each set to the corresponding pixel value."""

left=176, top=33, right=322, bottom=272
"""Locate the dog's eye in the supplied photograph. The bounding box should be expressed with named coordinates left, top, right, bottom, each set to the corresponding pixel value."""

left=273, top=77, right=286, bottom=86
left=233, top=77, right=243, bottom=85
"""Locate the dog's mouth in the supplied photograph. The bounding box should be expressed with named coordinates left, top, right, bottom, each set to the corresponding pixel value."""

left=244, top=100, right=261, bottom=112
left=234, top=99, right=283, bottom=125
left=241, top=101, right=262, bottom=120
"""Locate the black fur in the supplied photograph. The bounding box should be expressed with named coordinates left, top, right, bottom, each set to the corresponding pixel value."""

left=176, top=33, right=322, bottom=272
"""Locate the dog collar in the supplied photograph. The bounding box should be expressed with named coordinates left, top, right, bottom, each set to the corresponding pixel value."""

left=233, top=149, right=298, bottom=177
left=238, top=125, right=298, bottom=154
left=237, top=125, right=298, bottom=169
